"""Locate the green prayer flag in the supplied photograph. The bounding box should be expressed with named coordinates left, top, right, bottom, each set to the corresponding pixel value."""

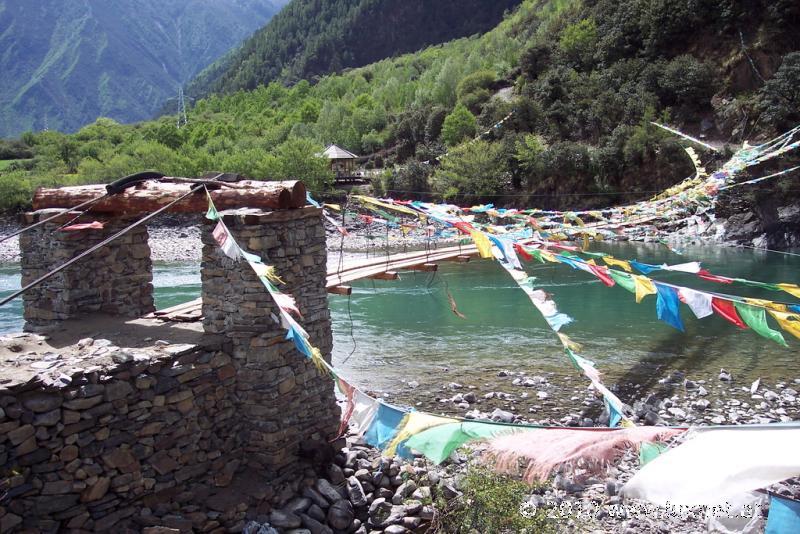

left=733, top=278, right=781, bottom=291
left=733, top=302, right=788, bottom=347
left=403, top=422, right=534, bottom=464
left=608, top=270, right=636, bottom=294
left=205, top=200, right=219, bottom=221
left=527, top=248, right=546, bottom=263
left=639, top=442, right=668, bottom=466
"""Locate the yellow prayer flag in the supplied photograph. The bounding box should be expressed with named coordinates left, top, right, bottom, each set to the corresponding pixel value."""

left=778, top=283, right=800, bottom=299
left=632, top=275, right=657, bottom=303
left=540, top=250, right=559, bottom=263
left=557, top=332, right=583, bottom=352
left=768, top=311, right=800, bottom=341
left=603, top=256, right=633, bottom=273
left=354, top=195, right=418, bottom=216
left=470, top=231, right=493, bottom=259
left=384, top=413, right=457, bottom=457
left=744, top=298, right=788, bottom=313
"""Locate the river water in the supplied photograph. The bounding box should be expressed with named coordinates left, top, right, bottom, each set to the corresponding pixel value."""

left=1, top=244, right=799, bottom=411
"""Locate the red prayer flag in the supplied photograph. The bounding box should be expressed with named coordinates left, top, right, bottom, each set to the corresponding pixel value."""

left=514, top=243, right=533, bottom=262
left=698, top=269, right=734, bottom=284
left=60, top=221, right=104, bottom=232
left=335, top=378, right=356, bottom=439
left=711, top=298, right=748, bottom=329
left=453, top=221, right=474, bottom=235
left=588, top=264, right=616, bottom=287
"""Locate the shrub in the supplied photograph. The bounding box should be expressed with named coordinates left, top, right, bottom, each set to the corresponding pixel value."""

left=431, top=140, right=508, bottom=200
left=759, top=52, right=800, bottom=132
left=559, top=18, right=597, bottom=66
left=658, top=55, right=715, bottom=113
left=442, top=104, right=477, bottom=147
left=434, top=466, right=553, bottom=533
left=274, top=138, right=334, bottom=192
left=457, top=70, right=497, bottom=112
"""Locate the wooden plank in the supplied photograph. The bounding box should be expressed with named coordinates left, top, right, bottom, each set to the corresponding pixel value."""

left=151, top=243, right=488, bottom=320
left=327, top=285, right=353, bottom=296
left=403, top=263, right=437, bottom=272
left=368, top=271, right=399, bottom=281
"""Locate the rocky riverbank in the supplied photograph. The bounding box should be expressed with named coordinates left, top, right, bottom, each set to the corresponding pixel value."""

left=240, top=365, right=798, bottom=534
left=0, top=215, right=463, bottom=264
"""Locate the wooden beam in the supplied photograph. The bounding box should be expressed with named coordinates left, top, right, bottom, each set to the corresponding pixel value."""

left=327, top=285, right=353, bottom=296
left=450, top=255, right=471, bottom=263
left=32, top=179, right=307, bottom=213
left=368, top=271, right=399, bottom=281
left=404, top=263, right=438, bottom=272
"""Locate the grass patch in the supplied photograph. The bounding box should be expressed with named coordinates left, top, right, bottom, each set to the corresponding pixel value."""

left=433, top=465, right=555, bottom=533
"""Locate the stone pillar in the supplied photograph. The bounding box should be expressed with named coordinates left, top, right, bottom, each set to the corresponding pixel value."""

left=201, top=207, right=339, bottom=479
left=19, top=211, right=155, bottom=330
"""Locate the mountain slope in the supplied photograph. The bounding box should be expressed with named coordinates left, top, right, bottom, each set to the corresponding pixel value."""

left=0, top=0, right=289, bottom=137
left=187, top=0, right=523, bottom=97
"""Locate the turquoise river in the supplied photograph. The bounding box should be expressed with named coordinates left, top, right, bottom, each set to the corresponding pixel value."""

left=1, top=243, right=799, bottom=409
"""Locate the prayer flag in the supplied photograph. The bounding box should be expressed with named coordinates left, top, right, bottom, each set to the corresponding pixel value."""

left=778, top=283, right=800, bottom=299
left=711, top=298, right=747, bottom=329
left=678, top=287, right=713, bottom=318
left=60, top=221, right=104, bottom=231
left=335, top=378, right=356, bottom=438
left=766, top=495, right=800, bottom=534
left=631, top=261, right=661, bottom=274
left=205, top=195, right=220, bottom=220
left=698, top=269, right=734, bottom=284
left=349, top=390, right=380, bottom=437
left=306, top=192, right=321, bottom=208
left=404, top=422, right=530, bottom=465
left=588, top=264, right=615, bottom=287
left=470, top=231, right=493, bottom=259
left=622, top=426, right=800, bottom=506
left=212, top=222, right=242, bottom=261
left=603, top=256, right=633, bottom=272
left=734, top=303, right=788, bottom=347
left=364, top=403, right=407, bottom=449
left=385, top=413, right=458, bottom=458
left=768, top=311, right=800, bottom=340
left=655, top=283, right=684, bottom=331
left=633, top=275, right=657, bottom=303
left=661, top=262, right=702, bottom=274
left=609, top=270, right=636, bottom=294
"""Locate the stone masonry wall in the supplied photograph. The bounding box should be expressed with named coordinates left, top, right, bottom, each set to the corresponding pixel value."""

left=0, top=340, right=245, bottom=532
left=19, top=212, right=154, bottom=329
left=201, top=207, right=339, bottom=479
left=2, top=205, right=340, bottom=532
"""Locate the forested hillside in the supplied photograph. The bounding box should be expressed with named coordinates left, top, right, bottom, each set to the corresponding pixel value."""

left=0, top=0, right=288, bottom=137
left=187, top=0, right=523, bottom=97
left=1, top=0, right=799, bottom=213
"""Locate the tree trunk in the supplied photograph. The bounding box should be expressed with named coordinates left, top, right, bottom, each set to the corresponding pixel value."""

left=32, top=179, right=307, bottom=213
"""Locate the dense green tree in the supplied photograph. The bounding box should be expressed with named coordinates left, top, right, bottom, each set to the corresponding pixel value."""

left=441, top=104, right=477, bottom=147
left=431, top=140, right=508, bottom=199
left=759, top=52, right=800, bottom=132
left=274, top=138, right=334, bottom=192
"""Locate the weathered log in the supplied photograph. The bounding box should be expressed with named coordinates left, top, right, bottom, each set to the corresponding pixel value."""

left=32, top=179, right=307, bottom=213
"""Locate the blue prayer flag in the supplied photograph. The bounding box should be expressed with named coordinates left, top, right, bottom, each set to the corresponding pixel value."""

left=364, top=403, right=407, bottom=449
left=306, top=192, right=321, bottom=208
left=630, top=260, right=661, bottom=275
left=655, top=283, right=685, bottom=332
left=766, top=495, right=800, bottom=533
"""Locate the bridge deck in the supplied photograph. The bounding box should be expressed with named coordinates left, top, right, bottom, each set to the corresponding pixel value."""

left=149, top=244, right=479, bottom=322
